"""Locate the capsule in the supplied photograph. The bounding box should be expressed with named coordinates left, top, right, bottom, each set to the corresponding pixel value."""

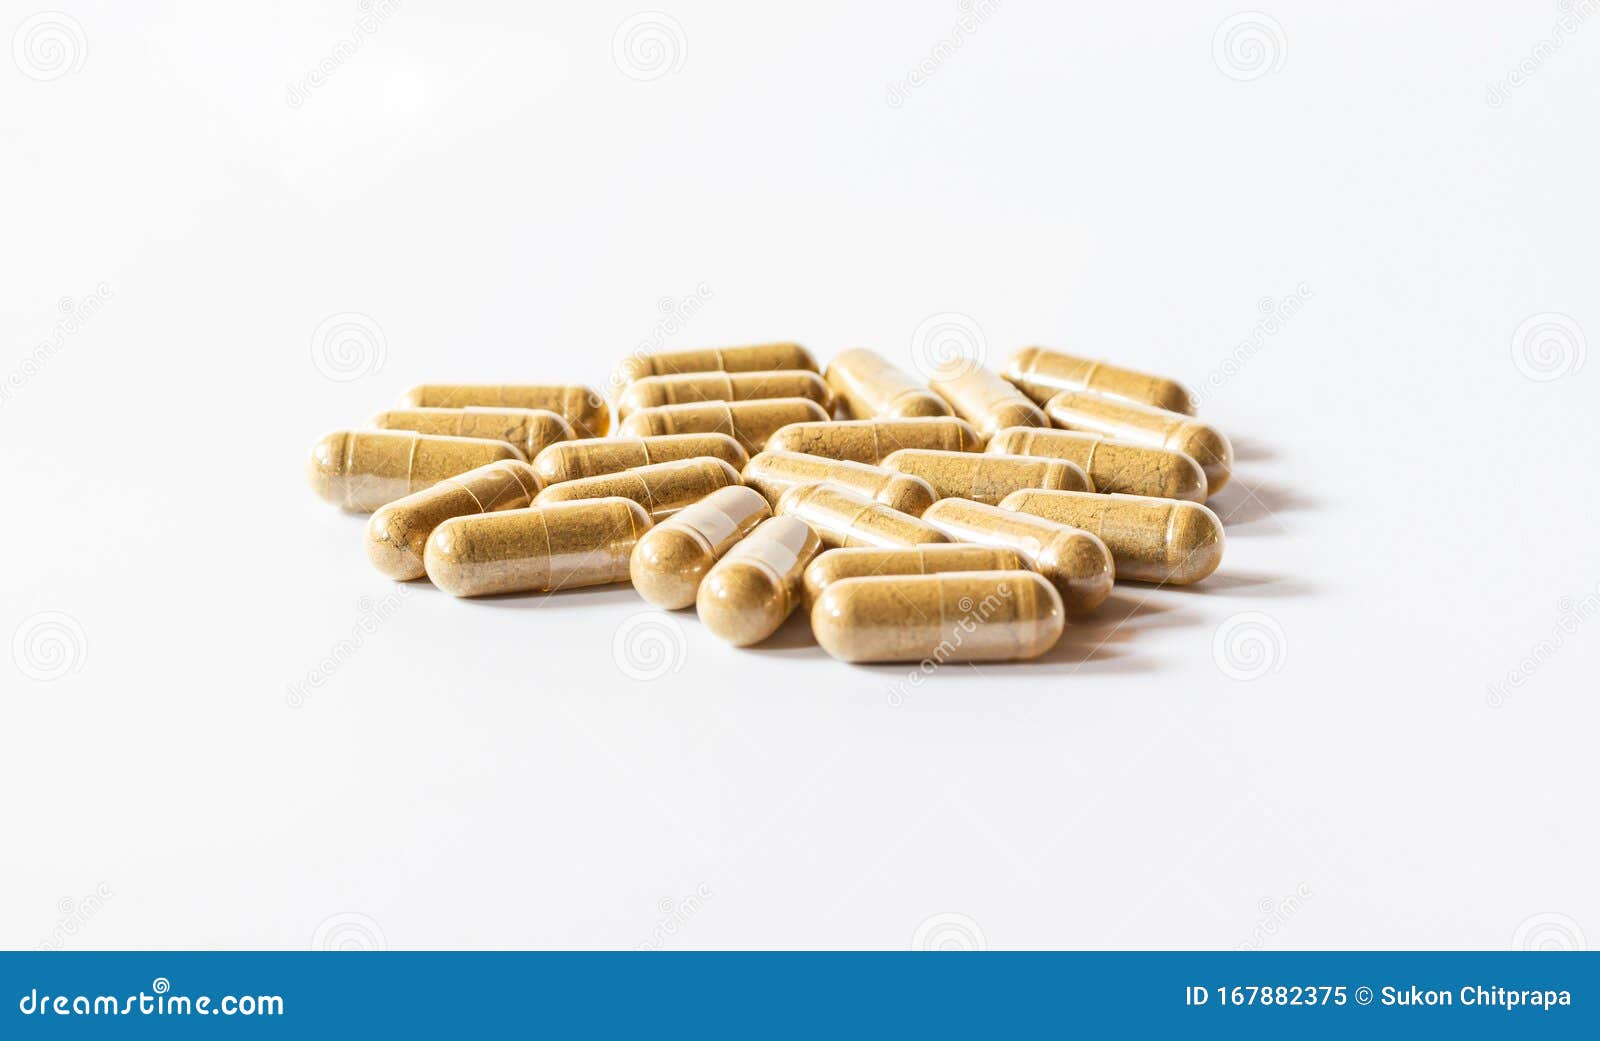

left=802, top=544, right=1024, bottom=606
left=620, top=398, right=830, bottom=454
left=1043, top=390, right=1233, bottom=494
left=533, top=433, right=748, bottom=486
left=366, top=460, right=543, bottom=581
left=775, top=482, right=947, bottom=550
left=696, top=516, right=822, bottom=646
left=999, top=489, right=1225, bottom=585
left=1005, top=346, right=1196, bottom=414
left=921, top=498, right=1113, bottom=615
left=615, top=342, right=819, bottom=386
left=371, top=406, right=574, bottom=462
left=742, top=451, right=937, bottom=516
left=533, top=456, right=741, bottom=521
left=824, top=348, right=951, bottom=419
left=629, top=485, right=772, bottom=609
left=763, top=417, right=982, bottom=464
left=425, top=497, right=651, bottom=597
left=396, top=384, right=609, bottom=438
left=616, top=370, right=831, bottom=420
left=881, top=449, right=1092, bottom=506
left=987, top=427, right=1207, bottom=503
left=812, top=571, right=1063, bottom=663
left=307, top=430, right=525, bottom=512
left=928, top=367, right=1048, bottom=441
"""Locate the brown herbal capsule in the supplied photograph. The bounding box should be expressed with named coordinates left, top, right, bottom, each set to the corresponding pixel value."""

left=307, top=430, right=524, bottom=513
left=999, top=489, right=1225, bottom=586
left=987, top=427, right=1208, bottom=503
left=629, top=485, right=772, bottom=609
left=929, top=367, right=1049, bottom=441
left=533, top=456, right=741, bottom=521
left=921, top=498, right=1114, bottom=615
left=1043, top=390, right=1233, bottom=493
left=370, top=407, right=574, bottom=462
left=533, top=434, right=748, bottom=486
left=695, top=516, right=822, bottom=646
left=619, top=398, right=830, bottom=454
left=742, top=451, right=937, bottom=516
left=366, top=460, right=544, bottom=581
left=824, top=348, right=951, bottom=419
left=424, top=497, right=652, bottom=597
left=802, top=544, right=1023, bottom=607
left=396, top=384, right=610, bottom=438
left=614, top=342, right=819, bottom=386
left=763, top=417, right=982, bottom=463
left=881, top=448, right=1092, bottom=506
left=811, top=571, right=1063, bottom=663
left=775, top=482, right=947, bottom=550
left=616, top=370, right=832, bottom=420
left=1004, top=346, right=1196, bottom=414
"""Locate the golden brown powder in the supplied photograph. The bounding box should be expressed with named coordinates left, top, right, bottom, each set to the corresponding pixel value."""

left=533, top=434, right=749, bottom=485
left=366, top=460, right=544, bottom=581
left=1004, top=346, right=1196, bottom=414
left=1042, top=390, right=1233, bottom=493
left=811, top=571, right=1063, bottom=662
left=533, top=456, right=742, bottom=521
left=371, top=406, right=574, bottom=462
left=881, top=448, right=1091, bottom=505
left=986, top=427, right=1208, bottom=502
left=629, top=485, right=773, bottom=609
left=307, top=430, right=526, bottom=513
left=1000, top=489, right=1225, bottom=586
left=743, top=451, right=937, bottom=516
left=425, top=497, right=653, bottom=597
left=396, top=384, right=610, bottom=438
left=824, top=348, right=951, bottom=419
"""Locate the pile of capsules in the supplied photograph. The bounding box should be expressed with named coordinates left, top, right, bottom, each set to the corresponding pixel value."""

left=307, top=344, right=1232, bottom=663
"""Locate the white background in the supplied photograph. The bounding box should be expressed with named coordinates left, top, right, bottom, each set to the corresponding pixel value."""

left=2, top=1, right=1596, bottom=951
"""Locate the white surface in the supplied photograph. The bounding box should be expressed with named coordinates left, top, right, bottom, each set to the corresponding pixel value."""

left=2, top=1, right=1596, bottom=951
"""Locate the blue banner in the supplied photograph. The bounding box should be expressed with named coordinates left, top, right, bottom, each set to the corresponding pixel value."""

left=4, top=952, right=1595, bottom=1038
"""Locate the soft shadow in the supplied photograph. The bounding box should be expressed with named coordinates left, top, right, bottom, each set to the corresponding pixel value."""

left=1031, top=591, right=1197, bottom=671
left=1228, top=435, right=1277, bottom=463
left=1210, top=476, right=1313, bottom=531
left=1181, top=571, right=1315, bottom=599
left=743, top=611, right=819, bottom=654
left=464, top=584, right=645, bottom=610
